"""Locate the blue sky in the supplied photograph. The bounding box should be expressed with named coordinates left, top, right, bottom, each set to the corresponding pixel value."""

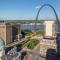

left=0, top=0, right=60, bottom=20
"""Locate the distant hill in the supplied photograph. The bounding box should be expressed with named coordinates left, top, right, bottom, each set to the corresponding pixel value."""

left=0, top=20, right=56, bottom=23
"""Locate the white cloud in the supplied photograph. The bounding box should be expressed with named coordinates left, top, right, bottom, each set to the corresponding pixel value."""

left=35, top=5, right=41, bottom=9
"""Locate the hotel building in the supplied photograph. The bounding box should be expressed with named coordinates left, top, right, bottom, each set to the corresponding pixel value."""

left=0, top=21, right=21, bottom=45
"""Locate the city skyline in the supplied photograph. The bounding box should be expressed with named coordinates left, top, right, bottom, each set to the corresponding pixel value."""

left=0, top=0, right=60, bottom=20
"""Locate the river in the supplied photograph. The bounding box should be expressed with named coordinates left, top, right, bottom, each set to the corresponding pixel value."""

left=21, top=25, right=45, bottom=30
left=21, top=24, right=57, bottom=32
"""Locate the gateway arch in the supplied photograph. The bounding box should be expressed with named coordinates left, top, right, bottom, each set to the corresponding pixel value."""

left=34, top=4, right=60, bottom=57
left=35, top=4, right=59, bottom=36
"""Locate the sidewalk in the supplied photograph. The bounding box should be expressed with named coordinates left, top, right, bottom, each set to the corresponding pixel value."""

left=5, top=38, right=27, bottom=48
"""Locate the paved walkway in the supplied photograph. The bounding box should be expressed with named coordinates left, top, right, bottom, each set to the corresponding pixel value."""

left=5, top=38, right=27, bottom=48
left=5, top=35, right=57, bottom=60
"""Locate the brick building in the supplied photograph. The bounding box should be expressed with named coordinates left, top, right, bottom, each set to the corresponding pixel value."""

left=0, top=22, right=21, bottom=45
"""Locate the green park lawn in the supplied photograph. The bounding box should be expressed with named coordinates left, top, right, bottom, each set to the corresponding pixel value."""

left=20, top=39, right=39, bottom=50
